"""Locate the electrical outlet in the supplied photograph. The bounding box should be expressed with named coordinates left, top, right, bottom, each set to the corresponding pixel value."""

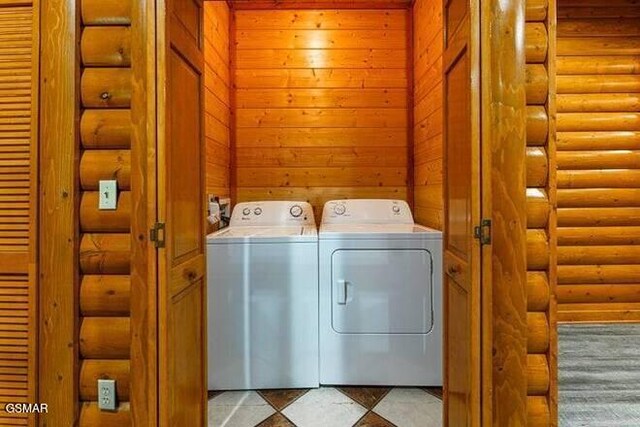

left=99, top=180, right=118, bottom=210
left=97, top=379, right=117, bottom=411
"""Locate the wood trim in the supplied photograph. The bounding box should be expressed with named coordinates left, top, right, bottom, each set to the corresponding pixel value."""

left=0, top=253, right=29, bottom=274
left=406, top=8, right=414, bottom=210
left=29, top=0, right=40, bottom=424
left=0, top=0, right=32, bottom=5
left=481, top=0, right=529, bottom=424
left=227, top=0, right=412, bottom=10
left=229, top=5, right=237, bottom=205
left=546, top=0, right=558, bottom=424
left=38, top=0, right=81, bottom=424
left=130, top=0, right=158, bottom=425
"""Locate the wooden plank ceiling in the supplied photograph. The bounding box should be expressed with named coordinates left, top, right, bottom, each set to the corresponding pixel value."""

left=228, top=0, right=413, bottom=9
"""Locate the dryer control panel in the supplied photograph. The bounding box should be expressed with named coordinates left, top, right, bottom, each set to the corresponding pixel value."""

left=230, top=201, right=316, bottom=226
left=321, top=199, right=414, bottom=224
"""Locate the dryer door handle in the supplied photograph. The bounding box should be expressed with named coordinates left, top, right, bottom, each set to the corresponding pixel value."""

left=336, top=279, right=348, bottom=305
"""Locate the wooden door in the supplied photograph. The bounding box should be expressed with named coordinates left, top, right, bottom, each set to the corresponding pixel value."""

left=157, top=0, right=207, bottom=425
left=442, top=0, right=481, bottom=424
left=0, top=2, right=39, bottom=425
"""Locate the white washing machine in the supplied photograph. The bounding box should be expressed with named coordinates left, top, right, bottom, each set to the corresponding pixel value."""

left=319, top=199, right=442, bottom=386
left=207, top=201, right=319, bottom=390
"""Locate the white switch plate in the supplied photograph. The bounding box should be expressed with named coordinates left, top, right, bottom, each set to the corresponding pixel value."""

left=97, top=379, right=117, bottom=411
left=99, top=180, right=118, bottom=210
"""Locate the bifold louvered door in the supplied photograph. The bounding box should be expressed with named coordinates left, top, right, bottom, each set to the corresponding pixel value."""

left=0, top=2, right=37, bottom=426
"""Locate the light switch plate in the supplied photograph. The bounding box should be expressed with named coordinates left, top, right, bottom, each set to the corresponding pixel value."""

left=99, top=180, right=118, bottom=210
left=97, top=379, right=117, bottom=411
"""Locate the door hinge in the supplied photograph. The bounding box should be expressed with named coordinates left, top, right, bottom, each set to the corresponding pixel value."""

left=473, top=219, right=491, bottom=245
left=150, top=222, right=166, bottom=248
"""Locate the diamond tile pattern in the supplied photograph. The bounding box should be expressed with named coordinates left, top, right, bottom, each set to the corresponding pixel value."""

left=209, top=391, right=276, bottom=427
left=337, top=387, right=391, bottom=409
left=258, top=389, right=309, bottom=411
left=282, top=388, right=367, bottom=427
left=208, top=387, right=442, bottom=427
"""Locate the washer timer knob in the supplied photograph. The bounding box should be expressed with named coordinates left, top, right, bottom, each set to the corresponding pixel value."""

left=392, top=205, right=401, bottom=213
left=334, top=204, right=346, bottom=215
left=290, top=205, right=304, bottom=217
left=254, top=207, right=262, bottom=215
left=242, top=207, right=251, bottom=216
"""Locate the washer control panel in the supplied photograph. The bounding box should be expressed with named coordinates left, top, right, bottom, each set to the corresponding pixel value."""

left=321, top=199, right=414, bottom=225
left=230, top=201, right=315, bottom=226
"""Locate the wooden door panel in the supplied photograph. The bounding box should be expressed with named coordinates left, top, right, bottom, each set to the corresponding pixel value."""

left=168, top=50, right=203, bottom=263
left=168, top=279, right=205, bottom=426
left=443, top=0, right=480, bottom=425
left=173, top=0, right=201, bottom=44
left=445, top=51, right=472, bottom=263
left=159, top=0, right=206, bottom=425
left=170, top=255, right=205, bottom=296
left=445, top=0, right=467, bottom=45
left=446, top=280, right=470, bottom=425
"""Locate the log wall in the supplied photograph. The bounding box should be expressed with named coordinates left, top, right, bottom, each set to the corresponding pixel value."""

left=0, top=1, right=38, bottom=424
left=526, top=0, right=557, bottom=424
left=412, top=0, right=443, bottom=229
left=232, top=8, right=410, bottom=217
left=204, top=2, right=231, bottom=199
left=79, top=0, right=133, bottom=423
left=556, top=0, right=640, bottom=322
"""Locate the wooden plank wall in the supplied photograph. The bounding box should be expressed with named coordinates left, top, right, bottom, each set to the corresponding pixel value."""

left=0, top=1, right=37, bottom=425
left=78, top=0, right=133, bottom=424
left=525, top=0, right=557, bottom=424
left=232, top=8, right=410, bottom=217
left=556, top=0, right=640, bottom=322
left=204, top=2, right=231, bottom=199
left=412, top=0, right=443, bottom=229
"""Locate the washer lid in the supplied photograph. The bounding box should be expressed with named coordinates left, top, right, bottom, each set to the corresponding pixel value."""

left=207, top=225, right=318, bottom=244
left=319, top=223, right=442, bottom=240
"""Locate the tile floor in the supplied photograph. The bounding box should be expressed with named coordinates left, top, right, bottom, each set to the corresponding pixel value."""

left=208, top=386, right=443, bottom=427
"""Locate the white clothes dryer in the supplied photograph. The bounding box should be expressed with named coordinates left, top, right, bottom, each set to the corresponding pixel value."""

left=319, top=199, right=442, bottom=386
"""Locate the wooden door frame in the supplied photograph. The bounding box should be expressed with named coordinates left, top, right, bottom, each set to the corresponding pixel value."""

left=442, top=0, right=531, bottom=424
left=478, top=0, right=530, bottom=424
left=36, top=0, right=544, bottom=425
left=37, top=0, right=161, bottom=424
left=130, top=0, right=159, bottom=425
left=39, top=0, right=81, bottom=424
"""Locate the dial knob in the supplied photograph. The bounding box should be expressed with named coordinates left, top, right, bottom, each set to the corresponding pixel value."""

left=392, top=205, right=401, bottom=213
left=254, top=207, right=262, bottom=215
left=290, top=205, right=303, bottom=217
left=242, top=207, right=251, bottom=216
left=334, top=204, right=346, bottom=215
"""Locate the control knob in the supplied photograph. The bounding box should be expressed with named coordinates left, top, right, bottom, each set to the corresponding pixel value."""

left=254, top=207, right=262, bottom=215
left=334, top=204, right=346, bottom=215
left=242, top=207, right=251, bottom=216
left=290, top=205, right=304, bottom=217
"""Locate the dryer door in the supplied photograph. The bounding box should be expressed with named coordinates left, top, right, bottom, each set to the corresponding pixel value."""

left=331, top=248, right=433, bottom=334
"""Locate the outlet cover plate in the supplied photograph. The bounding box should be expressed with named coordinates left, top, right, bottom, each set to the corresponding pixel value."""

left=97, top=379, right=117, bottom=411
left=99, top=180, right=118, bottom=210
